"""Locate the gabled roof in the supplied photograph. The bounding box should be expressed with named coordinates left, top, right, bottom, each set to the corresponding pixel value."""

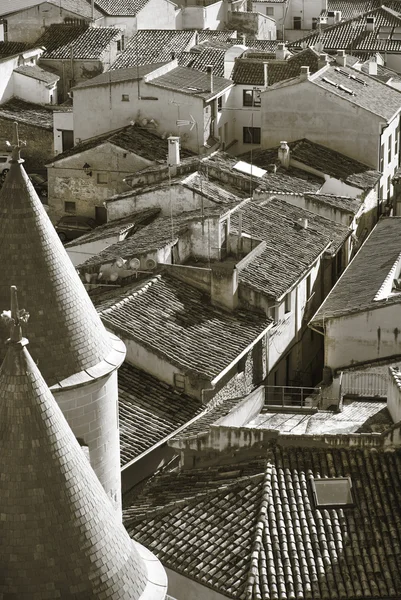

left=37, top=24, right=121, bottom=60
left=0, top=305, right=147, bottom=597
left=311, top=217, right=401, bottom=324
left=291, top=6, right=401, bottom=55
left=304, top=192, right=363, bottom=215
left=13, top=63, right=59, bottom=84
left=309, top=63, right=401, bottom=121
left=0, top=41, right=34, bottom=58
left=146, top=66, right=233, bottom=100
left=110, top=30, right=196, bottom=69
left=0, top=0, right=103, bottom=18
left=197, top=30, right=238, bottom=43
left=124, top=442, right=401, bottom=599
left=118, top=362, right=203, bottom=467
left=0, top=98, right=53, bottom=129
left=178, top=42, right=234, bottom=78
left=360, top=59, right=401, bottom=83
left=99, top=273, right=272, bottom=380
left=0, top=143, right=113, bottom=386
left=48, top=124, right=194, bottom=165
left=246, top=138, right=381, bottom=190
left=231, top=198, right=350, bottom=298
left=325, top=0, right=401, bottom=20
left=73, top=63, right=166, bottom=89
left=94, top=0, right=150, bottom=15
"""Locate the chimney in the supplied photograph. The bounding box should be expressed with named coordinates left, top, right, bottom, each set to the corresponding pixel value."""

left=263, top=62, right=268, bottom=88
left=368, top=57, right=378, bottom=75
left=275, top=42, right=286, bottom=61
left=168, top=136, right=180, bottom=167
left=318, top=52, right=330, bottom=69
left=211, top=265, right=238, bottom=311
left=299, top=65, right=310, bottom=81
left=366, top=16, right=375, bottom=31
left=278, top=141, right=290, bottom=168
left=242, top=34, right=246, bottom=45
left=336, top=49, right=346, bottom=67
left=206, top=65, right=214, bottom=93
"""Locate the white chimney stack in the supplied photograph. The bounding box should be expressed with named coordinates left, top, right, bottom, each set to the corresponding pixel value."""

left=368, top=58, right=378, bottom=75
left=275, top=42, right=286, bottom=61
left=206, top=65, right=214, bottom=94
left=336, top=49, right=346, bottom=67
left=263, top=62, right=268, bottom=88
left=299, top=65, right=310, bottom=81
left=278, top=141, right=290, bottom=168
left=168, top=136, right=180, bottom=167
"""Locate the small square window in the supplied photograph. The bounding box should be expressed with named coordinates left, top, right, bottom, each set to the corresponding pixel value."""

left=285, top=292, right=291, bottom=313
left=294, top=16, right=301, bottom=29
left=97, top=172, right=108, bottom=184
left=174, top=373, right=186, bottom=391
left=388, top=134, right=392, bottom=163
left=306, top=274, right=312, bottom=298
left=311, top=477, right=354, bottom=508
left=243, top=127, right=261, bottom=144
left=121, top=94, right=129, bottom=101
left=266, top=6, right=274, bottom=15
left=64, top=201, right=76, bottom=213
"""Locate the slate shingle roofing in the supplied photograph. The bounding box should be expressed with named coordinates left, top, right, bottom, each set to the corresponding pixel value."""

left=231, top=198, right=350, bottom=299
left=110, top=30, right=195, bottom=69
left=94, top=0, right=150, bottom=15
left=245, top=138, right=381, bottom=190
left=311, top=217, right=401, bottom=324
left=36, top=24, right=121, bottom=60
left=0, top=98, right=53, bottom=129
left=118, top=362, right=203, bottom=467
left=0, top=0, right=103, bottom=18
left=49, top=124, right=194, bottom=165
left=309, top=63, right=401, bottom=121
left=0, top=308, right=147, bottom=597
left=124, top=442, right=401, bottom=599
left=13, top=64, right=59, bottom=84
left=292, top=5, right=401, bottom=55
left=99, top=273, right=272, bottom=380
left=147, top=66, right=233, bottom=100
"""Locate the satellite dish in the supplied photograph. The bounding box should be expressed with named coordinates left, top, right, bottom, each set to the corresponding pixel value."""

left=115, top=257, right=126, bottom=268
left=85, top=272, right=91, bottom=283
left=146, top=258, right=156, bottom=270
left=129, top=257, right=140, bottom=270
left=110, top=272, right=119, bottom=282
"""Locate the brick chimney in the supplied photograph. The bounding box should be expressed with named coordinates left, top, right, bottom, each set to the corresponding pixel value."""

left=336, top=49, right=346, bottom=67
left=206, top=65, right=214, bottom=93
left=168, top=136, right=180, bottom=167
left=275, top=42, right=286, bottom=61
left=278, top=141, right=290, bottom=168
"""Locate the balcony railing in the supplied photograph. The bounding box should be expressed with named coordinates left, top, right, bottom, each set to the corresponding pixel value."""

left=264, top=385, right=321, bottom=409
left=339, top=370, right=388, bottom=399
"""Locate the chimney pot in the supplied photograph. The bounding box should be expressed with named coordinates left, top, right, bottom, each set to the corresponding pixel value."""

left=168, top=136, right=180, bottom=167
left=278, top=141, right=290, bottom=168
left=300, top=65, right=310, bottom=80
left=368, top=58, right=377, bottom=75
left=336, top=49, right=346, bottom=67
left=275, top=42, right=286, bottom=61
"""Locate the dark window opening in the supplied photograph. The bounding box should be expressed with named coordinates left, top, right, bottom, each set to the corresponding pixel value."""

left=64, top=201, right=76, bottom=213
left=61, top=130, right=74, bottom=151
left=243, top=127, right=261, bottom=144
left=294, top=16, right=302, bottom=29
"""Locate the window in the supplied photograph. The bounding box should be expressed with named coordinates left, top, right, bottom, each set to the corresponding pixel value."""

left=312, top=17, right=318, bottom=29
left=116, top=35, right=125, bottom=52
left=218, top=95, right=223, bottom=111
left=379, top=184, right=384, bottom=200
left=64, top=201, right=76, bottom=213
left=61, top=130, right=74, bottom=151
left=95, top=205, right=107, bottom=224
left=121, top=94, right=129, bottom=101
left=174, top=373, right=186, bottom=391
left=266, top=6, right=274, bottom=15
left=380, top=143, right=384, bottom=171
left=243, top=89, right=261, bottom=107
left=237, top=355, right=246, bottom=376
left=285, top=292, right=291, bottom=313
left=293, top=16, right=302, bottom=29
left=306, top=274, right=312, bottom=299
left=311, top=477, right=354, bottom=508
left=388, top=134, right=392, bottom=163
left=243, top=127, right=261, bottom=144
left=97, top=172, right=108, bottom=184
left=1, top=20, right=8, bottom=42
left=396, top=124, right=400, bottom=156
left=388, top=175, right=392, bottom=197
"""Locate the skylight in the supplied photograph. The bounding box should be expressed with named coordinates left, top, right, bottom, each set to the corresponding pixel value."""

left=233, top=161, right=267, bottom=178
left=311, top=477, right=354, bottom=508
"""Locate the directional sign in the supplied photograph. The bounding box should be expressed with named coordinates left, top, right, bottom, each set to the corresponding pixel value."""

left=176, top=115, right=196, bottom=131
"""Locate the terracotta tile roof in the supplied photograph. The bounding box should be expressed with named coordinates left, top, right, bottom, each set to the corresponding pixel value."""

left=178, top=43, right=232, bottom=77
left=291, top=6, right=401, bottom=55
left=0, top=151, right=113, bottom=386
left=309, top=63, right=401, bottom=121
left=99, top=273, right=272, bottom=380
left=78, top=206, right=228, bottom=269
left=73, top=63, right=166, bottom=89
left=304, top=192, right=363, bottom=214
left=232, top=57, right=267, bottom=85
left=0, top=97, right=53, bottom=129
left=0, top=41, right=33, bottom=58
left=325, top=0, right=401, bottom=20
left=245, top=38, right=279, bottom=51
left=247, top=138, right=381, bottom=190
left=147, top=66, right=233, bottom=100
left=311, top=217, right=401, bottom=324
left=0, top=0, right=103, bottom=18
left=360, top=59, right=401, bottom=83
left=66, top=207, right=159, bottom=248
left=0, top=317, right=147, bottom=597
left=118, top=362, right=203, bottom=467
left=37, top=24, right=121, bottom=60
left=49, top=124, right=194, bottom=164
left=125, top=443, right=401, bottom=599
left=197, top=30, right=238, bottom=43
left=231, top=198, right=351, bottom=298
left=268, top=47, right=321, bottom=85
left=110, top=30, right=195, bottom=69
left=95, top=0, right=150, bottom=15
left=13, top=63, right=59, bottom=84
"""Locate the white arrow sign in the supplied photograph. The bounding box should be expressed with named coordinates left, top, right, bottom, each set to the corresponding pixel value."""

left=176, top=115, right=196, bottom=131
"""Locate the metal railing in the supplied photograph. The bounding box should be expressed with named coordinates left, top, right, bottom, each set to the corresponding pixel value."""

left=264, top=385, right=321, bottom=408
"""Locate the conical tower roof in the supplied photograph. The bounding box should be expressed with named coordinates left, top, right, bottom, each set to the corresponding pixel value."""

left=0, top=124, right=112, bottom=385
left=0, top=286, right=147, bottom=598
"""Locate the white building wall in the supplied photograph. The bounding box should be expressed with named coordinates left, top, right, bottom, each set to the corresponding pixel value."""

left=379, top=116, right=400, bottom=199
left=13, top=71, right=57, bottom=104
left=137, top=0, right=178, bottom=29
left=225, top=83, right=263, bottom=155
left=53, top=110, right=74, bottom=155
left=324, top=303, right=401, bottom=370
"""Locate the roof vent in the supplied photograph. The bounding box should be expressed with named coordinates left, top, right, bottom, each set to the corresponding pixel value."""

left=297, top=217, right=308, bottom=229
